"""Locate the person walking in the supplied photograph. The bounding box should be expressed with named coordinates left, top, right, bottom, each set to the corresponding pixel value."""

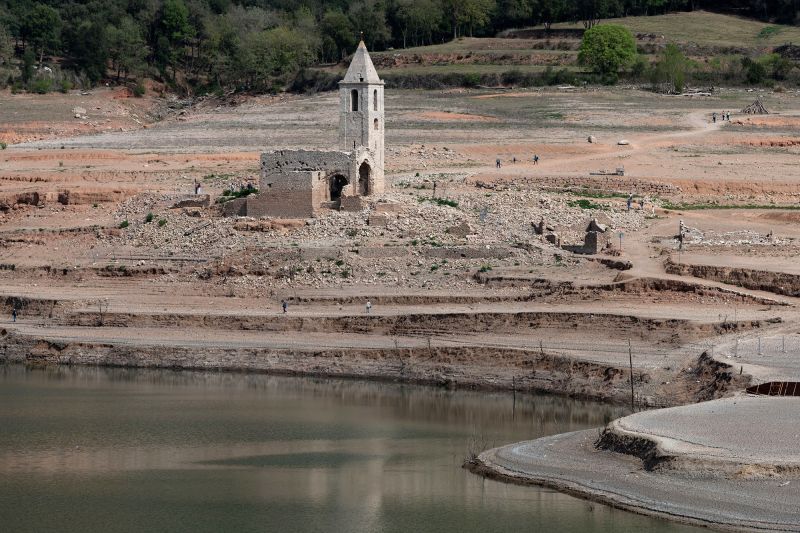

left=627, top=193, right=633, bottom=212
left=533, top=154, right=539, bottom=165
left=365, top=301, right=372, bottom=314
left=281, top=299, right=288, bottom=314
left=11, top=308, right=17, bottom=322
left=495, top=158, right=501, bottom=169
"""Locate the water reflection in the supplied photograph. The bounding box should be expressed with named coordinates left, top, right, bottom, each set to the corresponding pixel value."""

left=0, top=365, right=699, bottom=533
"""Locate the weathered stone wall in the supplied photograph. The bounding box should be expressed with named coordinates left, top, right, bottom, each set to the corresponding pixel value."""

left=250, top=170, right=319, bottom=218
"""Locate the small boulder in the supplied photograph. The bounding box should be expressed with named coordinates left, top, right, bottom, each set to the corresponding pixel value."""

left=368, top=213, right=388, bottom=227
left=446, top=221, right=474, bottom=237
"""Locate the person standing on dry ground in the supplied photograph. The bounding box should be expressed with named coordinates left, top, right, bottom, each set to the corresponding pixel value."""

left=712, top=112, right=717, bottom=123
left=281, top=299, right=288, bottom=314
left=496, top=158, right=501, bottom=169
left=533, top=154, right=539, bottom=165
left=366, top=301, right=372, bottom=314
left=627, top=193, right=633, bottom=212
left=11, top=308, right=17, bottom=322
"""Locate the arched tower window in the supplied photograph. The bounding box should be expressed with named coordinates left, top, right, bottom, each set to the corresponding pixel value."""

left=373, top=90, right=378, bottom=111
left=374, top=118, right=379, bottom=130
left=351, top=90, right=359, bottom=112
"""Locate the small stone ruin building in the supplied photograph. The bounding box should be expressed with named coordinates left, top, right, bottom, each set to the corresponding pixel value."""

left=245, top=41, right=385, bottom=218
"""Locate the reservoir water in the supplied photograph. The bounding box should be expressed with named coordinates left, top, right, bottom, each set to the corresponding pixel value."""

left=0, top=365, right=700, bottom=532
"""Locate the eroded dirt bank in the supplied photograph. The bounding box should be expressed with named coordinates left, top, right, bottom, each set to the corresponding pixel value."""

left=0, top=331, right=743, bottom=408
left=667, top=259, right=800, bottom=297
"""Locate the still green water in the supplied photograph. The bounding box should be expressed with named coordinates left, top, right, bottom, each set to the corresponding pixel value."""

left=0, top=365, right=701, bottom=533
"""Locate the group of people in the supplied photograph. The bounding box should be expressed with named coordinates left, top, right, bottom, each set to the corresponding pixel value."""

left=712, top=111, right=731, bottom=123
left=496, top=154, right=539, bottom=168
left=627, top=193, right=648, bottom=212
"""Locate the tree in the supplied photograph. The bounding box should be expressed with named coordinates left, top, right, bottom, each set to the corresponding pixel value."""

left=537, top=0, right=567, bottom=30
left=462, top=0, right=496, bottom=36
left=395, top=0, right=442, bottom=47
left=64, top=20, right=107, bottom=84
left=22, top=47, right=35, bottom=83
left=320, top=10, right=356, bottom=61
left=495, top=0, right=533, bottom=28
left=578, top=24, right=637, bottom=80
left=348, top=0, right=391, bottom=50
left=651, top=43, right=689, bottom=93
left=441, top=0, right=495, bottom=39
left=155, top=0, right=192, bottom=76
left=239, top=26, right=315, bottom=91
left=22, top=3, right=61, bottom=65
left=107, top=16, right=147, bottom=81
left=0, top=22, right=12, bottom=66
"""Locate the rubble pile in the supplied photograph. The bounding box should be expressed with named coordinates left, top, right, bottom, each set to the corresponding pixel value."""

left=102, top=178, right=647, bottom=291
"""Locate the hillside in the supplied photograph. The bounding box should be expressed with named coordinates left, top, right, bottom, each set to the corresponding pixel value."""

left=544, top=11, right=800, bottom=50
left=310, top=11, right=799, bottom=89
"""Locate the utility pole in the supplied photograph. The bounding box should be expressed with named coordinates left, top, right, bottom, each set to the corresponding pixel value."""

left=628, top=338, right=635, bottom=412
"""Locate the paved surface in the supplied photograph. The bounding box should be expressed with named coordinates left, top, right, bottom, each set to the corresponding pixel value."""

left=479, top=429, right=800, bottom=532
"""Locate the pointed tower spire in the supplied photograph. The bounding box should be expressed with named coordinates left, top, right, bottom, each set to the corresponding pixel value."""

left=343, top=40, right=381, bottom=84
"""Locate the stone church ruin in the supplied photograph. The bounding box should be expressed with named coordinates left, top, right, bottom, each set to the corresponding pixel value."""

left=244, top=41, right=385, bottom=219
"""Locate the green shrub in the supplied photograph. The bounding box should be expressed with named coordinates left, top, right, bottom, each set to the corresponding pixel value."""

left=567, top=199, right=603, bottom=210
left=158, top=218, right=167, bottom=227
left=0, top=142, right=6, bottom=150
left=145, top=212, right=154, bottom=223
left=133, top=83, right=146, bottom=97
left=59, top=80, right=72, bottom=93
left=742, top=57, right=767, bottom=84
left=29, top=78, right=53, bottom=94
left=118, top=220, right=129, bottom=229
left=462, top=72, right=481, bottom=88
left=418, top=196, right=459, bottom=208
left=758, top=26, right=782, bottom=39
left=221, top=188, right=258, bottom=199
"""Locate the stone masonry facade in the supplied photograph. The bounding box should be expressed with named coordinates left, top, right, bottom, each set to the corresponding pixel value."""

left=246, top=41, right=385, bottom=218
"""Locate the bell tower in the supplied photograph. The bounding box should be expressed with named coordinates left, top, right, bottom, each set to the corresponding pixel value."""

left=339, top=40, right=384, bottom=185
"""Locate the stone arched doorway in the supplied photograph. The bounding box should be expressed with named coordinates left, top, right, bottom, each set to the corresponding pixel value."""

left=358, top=162, right=371, bottom=196
left=329, top=174, right=349, bottom=202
